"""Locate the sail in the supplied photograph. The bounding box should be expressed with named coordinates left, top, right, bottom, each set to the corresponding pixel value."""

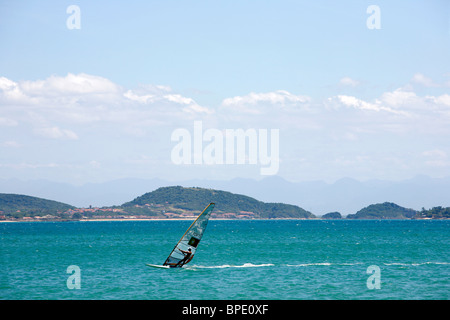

left=163, top=203, right=215, bottom=267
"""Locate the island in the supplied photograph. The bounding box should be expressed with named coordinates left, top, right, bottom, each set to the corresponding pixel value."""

left=0, top=186, right=314, bottom=221
left=1, top=187, right=449, bottom=222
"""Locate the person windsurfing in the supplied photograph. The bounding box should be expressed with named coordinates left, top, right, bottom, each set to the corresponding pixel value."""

left=176, top=247, right=193, bottom=267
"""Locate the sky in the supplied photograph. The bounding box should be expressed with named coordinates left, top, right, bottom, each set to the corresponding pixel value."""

left=0, top=0, right=450, bottom=185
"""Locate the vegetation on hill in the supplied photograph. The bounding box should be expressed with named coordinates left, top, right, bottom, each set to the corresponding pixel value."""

left=322, top=212, right=342, bottom=219
left=418, top=206, right=450, bottom=219
left=121, top=186, right=314, bottom=219
left=1, top=188, right=449, bottom=221
left=346, top=202, right=417, bottom=219
left=0, top=193, right=75, bottom=219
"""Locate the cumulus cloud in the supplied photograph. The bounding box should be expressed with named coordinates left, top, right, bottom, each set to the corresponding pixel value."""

left=223, top=90, right=310, bottom=106
left=429, top=94, right=450, bottom=107
left=221, top=90, right=311, bottom=115
left=0, top=73, right=212, bottom=140
left=0, top=77, right=33, bottom=104
left=329, top=94, right=409, bottom=115
left=20, top=73, right=122, bottom=96
left=1, top=72, right=450, bottom=183
left=124, top=87, right=213, bottom=117
left=328, top=85, right=450, bottom=119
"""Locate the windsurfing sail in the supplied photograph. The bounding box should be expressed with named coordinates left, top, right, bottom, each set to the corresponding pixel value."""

left=163, top=202, right=215, bottom=268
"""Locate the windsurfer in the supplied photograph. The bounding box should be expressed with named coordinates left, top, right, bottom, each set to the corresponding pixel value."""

left=176, top=247, right=193, bottom=267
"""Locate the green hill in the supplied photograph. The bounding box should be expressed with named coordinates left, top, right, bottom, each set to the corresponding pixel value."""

left=322, top=212, right=342, bottom=219
left=418, top=206, right=450, bottom=219
left=346, top=202, right=417, bottom=219
left=121, top=186, right=314, bottom=219
left=0, top=193, right=75, bottom=218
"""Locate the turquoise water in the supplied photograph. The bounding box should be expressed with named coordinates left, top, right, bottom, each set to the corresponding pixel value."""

left=1, top=220, right=449, bottom=300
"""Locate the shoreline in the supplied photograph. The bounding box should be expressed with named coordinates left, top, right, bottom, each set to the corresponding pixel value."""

left=1, top=217, right=446, bottom=223
left=0, top=217, right=313, bottom=223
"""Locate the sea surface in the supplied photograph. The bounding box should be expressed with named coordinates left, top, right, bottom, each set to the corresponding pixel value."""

left=1, top=220, right=449, bottom=300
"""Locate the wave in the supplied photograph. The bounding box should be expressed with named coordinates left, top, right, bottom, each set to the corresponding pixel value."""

left=383, top=262, right=450, bottom=266
left=286, top=262, right=362, bottom=267
left=188, top=263, right=275, bottom=269
left=186, top=261, right=449, bottom=270
left=189, top=262, right=360, bottom=269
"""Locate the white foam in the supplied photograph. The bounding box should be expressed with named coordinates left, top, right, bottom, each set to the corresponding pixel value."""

left=384, top=262, right=450, bottom=266
left=189, top=263, right=274, bottom=269
left=286, top=262, right=362, bottom=267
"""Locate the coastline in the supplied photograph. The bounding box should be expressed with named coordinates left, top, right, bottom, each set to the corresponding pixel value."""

left=1, top=217, right=446, bottom=223
left=0, top=218, right=312, bottom=223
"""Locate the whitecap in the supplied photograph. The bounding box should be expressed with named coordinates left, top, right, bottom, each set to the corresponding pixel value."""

left=188, top=263, right=274, bottom=269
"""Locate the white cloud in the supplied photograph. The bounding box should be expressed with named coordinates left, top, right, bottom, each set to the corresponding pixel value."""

left=223, top=90, right=310, bottom=107
left=411, top=73, right=437, bottom=87
left=335, top=95, right=380, bottom=111
left=123, top=90, right=156, bottom=104
left=331, top=94, right=409, bottom=115
left=339, top=77, right=360, bottom=87
left=1, top=72, right=450, bottom=183
left=0, top=77, right=32, bottom=104
left=221, top=90, right=311, bottom=115
left=410, top=73, right=450, bottom=89
left=35, top=127, right=79, bottom=140
left=430, top=94, right=450, bottom=107
left=20, top=73, right=122, bottom=96
left=0, top=73, right=213, bottom=141
left=379, top=88, right=418, bottom=108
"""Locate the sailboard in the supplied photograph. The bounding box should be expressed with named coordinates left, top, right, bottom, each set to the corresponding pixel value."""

left=145, top=263, right=170, bottom=269
left=147, top=202, right=215, bottom=269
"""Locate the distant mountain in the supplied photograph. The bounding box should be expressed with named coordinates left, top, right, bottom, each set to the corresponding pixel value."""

left=346, top=202, right=417, bottom=219
left=122, top=186, right=315, bottom=219
left=0, top=193, right=75, bottom=218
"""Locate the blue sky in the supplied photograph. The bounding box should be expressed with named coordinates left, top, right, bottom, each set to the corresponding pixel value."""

left=0, top=0, right=450, bottom=185
left=1, top=0, right=448, bottom=103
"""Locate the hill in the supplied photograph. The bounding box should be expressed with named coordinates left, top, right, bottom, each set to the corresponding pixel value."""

left=121, top=186, right=314, bottom=219
left=0, top=193, right=75, bottom=219
left=322, top=212, right=342, bottom=219
left=418, top=206, right=450, bottom=219
left=346, top=202, right=417, bottom=219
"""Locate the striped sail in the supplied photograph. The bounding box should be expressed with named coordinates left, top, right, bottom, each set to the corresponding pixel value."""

left=163, top=203, right=215, bottom=267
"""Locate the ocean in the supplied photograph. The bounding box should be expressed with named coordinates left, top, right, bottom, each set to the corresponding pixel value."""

left=1, top=220, right=449, bottom=300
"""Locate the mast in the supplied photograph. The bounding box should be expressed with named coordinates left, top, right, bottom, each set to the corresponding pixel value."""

left=163, top=203, right=215, bottom=267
